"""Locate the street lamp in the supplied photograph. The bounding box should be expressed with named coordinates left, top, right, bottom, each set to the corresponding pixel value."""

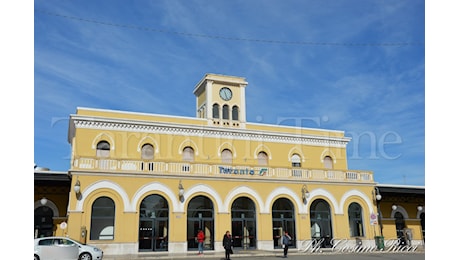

left=178, top=180, right=185, bottom=202
left=374, top=188, right=382, bottom=202
left=40, top=197, right=48, bottom=206
left=74, top=179, right=82, bottom=200
left=301, top=184, right=310, bottom=204
left=74, top=179, right=81, bottom=194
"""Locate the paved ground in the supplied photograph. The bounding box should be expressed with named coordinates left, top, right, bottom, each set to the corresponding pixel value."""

left=103, top=249, right=425, bottom=260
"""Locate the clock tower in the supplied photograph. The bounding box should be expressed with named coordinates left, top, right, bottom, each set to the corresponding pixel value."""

left=193, top=73, right=248, bottom=127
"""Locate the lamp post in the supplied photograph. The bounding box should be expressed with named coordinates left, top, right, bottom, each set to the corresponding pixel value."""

left=373, top=187, right=383, bottom=236
left=373, top=187, right=385, bottom=250
left=417, top=205, right=425, bottom=242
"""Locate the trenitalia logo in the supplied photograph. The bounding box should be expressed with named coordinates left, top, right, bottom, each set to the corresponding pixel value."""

left=219, top=167, right=268, bottom=176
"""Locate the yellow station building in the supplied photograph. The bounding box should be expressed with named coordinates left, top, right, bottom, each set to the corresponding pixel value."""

left=34, top=73, right=425, bottom=256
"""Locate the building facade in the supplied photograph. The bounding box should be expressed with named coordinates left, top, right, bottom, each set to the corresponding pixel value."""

left=34, top=73, right=425, bottom=255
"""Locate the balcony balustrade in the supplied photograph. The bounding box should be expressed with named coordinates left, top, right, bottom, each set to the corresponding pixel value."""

left=72, top=157, right=373, bottom=183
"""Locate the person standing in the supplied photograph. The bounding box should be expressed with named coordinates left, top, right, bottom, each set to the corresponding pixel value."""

left=222, top=230, right=233, bottom=260
left=196, top=229, right=205, bottom=255
left=282, top=231, right=292, bottom=258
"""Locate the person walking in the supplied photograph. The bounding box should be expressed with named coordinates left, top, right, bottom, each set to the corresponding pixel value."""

left=196, top=229, right=205, bottom=255
left=282, top=231, right=292, bottom=258
left=222, top=230, right=233, bottom=260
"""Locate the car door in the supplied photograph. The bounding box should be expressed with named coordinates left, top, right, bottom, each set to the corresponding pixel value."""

left=56, top=238, right=79, bottom=260
left=40, top=238, right=79, bottom=260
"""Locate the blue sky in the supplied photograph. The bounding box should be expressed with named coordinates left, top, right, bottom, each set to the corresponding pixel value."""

left=33, top=0, right=425, bottom=186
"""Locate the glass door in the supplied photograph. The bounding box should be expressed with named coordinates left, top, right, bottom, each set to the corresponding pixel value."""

left=154, top=219, right=168, bottom=251
left=139, top=220, right=153, bottom=251
left=232, top=218, right=256, bottom=249
left=232, top=220, right=244, bottom=248
left=139, top=219, right=168, bottom=251
left=272, top=219, right=296, bottom=248
left=187, top=218, right=214, bottom=250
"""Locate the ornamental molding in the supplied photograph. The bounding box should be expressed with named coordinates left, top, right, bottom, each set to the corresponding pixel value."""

left=71, top=116, right=350, bottom=148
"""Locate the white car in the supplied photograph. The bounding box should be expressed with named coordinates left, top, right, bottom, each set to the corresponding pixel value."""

left=34, top=236, right=103, bottom=260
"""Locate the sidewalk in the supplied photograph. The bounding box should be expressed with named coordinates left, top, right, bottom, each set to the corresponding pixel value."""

left=104, top=249, right=278, bottom=260
left=103, top=247, right=425, bottom=260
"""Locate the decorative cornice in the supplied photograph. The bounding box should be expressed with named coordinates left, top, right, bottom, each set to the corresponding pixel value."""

left=71, top=116, right=350, bottom=148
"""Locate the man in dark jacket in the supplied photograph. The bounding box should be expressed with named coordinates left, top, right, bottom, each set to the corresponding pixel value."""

left=222, top=230, right=233, bottom=260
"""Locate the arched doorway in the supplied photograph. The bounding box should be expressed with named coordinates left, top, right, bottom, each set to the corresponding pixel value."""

left=187, top=196, right=214, bottom=251
left=231, top=197, right=257, bottom=249
left=34, top=206, right=54, bottom=238
left=348, top=202, right=364, bottom=237
left=138, top=194, right=169, bottom=251
left=272, top=198, right=296, bottom=249
left=310, top=199, right=333, bottom=248
left=394, top=212, right=406, bottom=245
left=420, top=212, right=425, bottom=242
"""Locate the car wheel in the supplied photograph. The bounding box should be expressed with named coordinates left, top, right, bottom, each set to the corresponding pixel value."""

left=79, top=252, right=92, bottom=260
left=34, top=255, right=39, bottom=260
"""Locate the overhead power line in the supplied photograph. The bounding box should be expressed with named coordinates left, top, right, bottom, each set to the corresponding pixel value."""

left=36, top=9, right=424, bottom=47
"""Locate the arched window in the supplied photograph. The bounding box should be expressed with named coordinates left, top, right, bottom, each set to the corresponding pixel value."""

left=291, top=154, right=301, bottom=176
left=141, top=144, right=154, bottom=160
left=212, top=104, right=220, bottom=119
left=96, top=141, right=110, bottom=157
left=222, top=105, right=230, bottom=120
left=90, top=196, right=115, bottom=240
left=257, top=151, right=268, bottom=166
left=291, top=154, right=301, bottom=167
left=182, top=147, right=195, bottom=162
left=221, top=149, right=233, bottom=164
left=348, top=202, right=364, bottom=237
left=323, top=156, right=333, bottom=169
left=182, top=147, right=195, bottom=171
left=232, top=106, right=239, bottom=120
left=141, top=144, right=155, bottom=171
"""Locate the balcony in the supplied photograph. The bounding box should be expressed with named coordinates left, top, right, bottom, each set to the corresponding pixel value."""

left=72, top=157, right=373, bottom=183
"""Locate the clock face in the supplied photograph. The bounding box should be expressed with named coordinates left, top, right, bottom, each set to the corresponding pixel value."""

left=219, top=87, right=233, bottom=101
